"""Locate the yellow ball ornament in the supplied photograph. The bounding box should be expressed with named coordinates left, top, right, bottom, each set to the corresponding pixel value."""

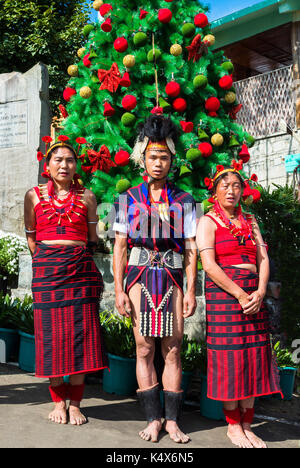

left=203, top=34, right=215, bottom=46
left=67, top=65, right=78, bottom=77
left=77, top=48, right=86, bottom=58
left=225, top=91, right=236, bottom=104
left=211, top=133, right=224, bottom=147
left=80, top=86, right=92, bottom=99
left=93, top=0, right=103, bottom=11
left=123, top=55, right=135, bottom=68
left=170, top=44, right=182, bottom=56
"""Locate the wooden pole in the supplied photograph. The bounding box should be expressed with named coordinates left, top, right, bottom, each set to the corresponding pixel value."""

left=291, top=20, right=300, bottom=128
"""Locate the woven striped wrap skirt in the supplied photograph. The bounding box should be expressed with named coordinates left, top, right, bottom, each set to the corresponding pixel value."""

left=32, top=243, right=108, bottom=378
left=205, top=267, right=283, bottom=401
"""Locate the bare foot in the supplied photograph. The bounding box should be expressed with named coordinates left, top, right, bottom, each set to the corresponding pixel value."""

left=164, top=420, right=190, bottom=444
left=48, top=401, right=67, bottom=424
left=227, top=423, right=253, bottom=448
left=242, top=423, right=267, bottom=448
left=139, top=419, right=162, bottom=443
left=69, top=403, right=87, bottom=426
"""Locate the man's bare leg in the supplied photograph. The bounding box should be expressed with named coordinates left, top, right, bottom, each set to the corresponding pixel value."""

left=161, top=287, right=190, bottom=443
left=129, top=283, right=162, bottom=442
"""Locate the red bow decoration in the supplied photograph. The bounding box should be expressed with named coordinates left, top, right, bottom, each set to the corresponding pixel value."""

left=229, top=104, right=242, bottom=120
left=87, top=146, right=117, bottom=173
left=186, top=34, right=208, bottom=62
left=98, top=62, right=121, bottom=93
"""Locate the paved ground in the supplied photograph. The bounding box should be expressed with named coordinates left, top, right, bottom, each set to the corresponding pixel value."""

left=0, top=364, right=299, bottom=450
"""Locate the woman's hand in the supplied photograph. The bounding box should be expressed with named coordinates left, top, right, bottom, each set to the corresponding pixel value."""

left=242, top=290, right=264, bottom=315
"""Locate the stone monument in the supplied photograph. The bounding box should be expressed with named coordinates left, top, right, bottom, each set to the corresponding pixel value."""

left=0, top=63, right=51, bottom=236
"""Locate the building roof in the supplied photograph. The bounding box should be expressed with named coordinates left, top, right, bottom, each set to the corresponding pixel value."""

left=211, top=0, right=299, bottom=48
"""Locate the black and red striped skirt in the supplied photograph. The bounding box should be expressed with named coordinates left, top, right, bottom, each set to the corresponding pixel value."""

left=32, top=243, right=108, bottom=378
left=205, top=267, right=283, bottom=401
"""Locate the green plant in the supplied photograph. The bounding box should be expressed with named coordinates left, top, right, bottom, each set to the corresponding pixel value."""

left=250, top=184, right=300, bottom=340
left=99, top=310, right=136, bottom=359
left=0, top=0, right=91, bottom=115
left=0, top=293, right=34, bottom=334
left=274, top=341, right=298, bottom=369
left=0, top=235, right=28, bottom=278
left=181, top=334, right=203, bottom=372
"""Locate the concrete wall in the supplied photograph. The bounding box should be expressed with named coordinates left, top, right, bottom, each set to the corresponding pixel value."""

left=244, top=130, right=300, bottom=188
left=0, top=63, right=51, bottom=236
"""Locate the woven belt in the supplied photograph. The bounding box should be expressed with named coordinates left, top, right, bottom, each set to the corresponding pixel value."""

left=128, top=247, right=182, bottom=269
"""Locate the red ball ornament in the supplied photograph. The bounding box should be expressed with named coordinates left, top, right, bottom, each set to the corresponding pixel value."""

left=180, top=121, right=194, bottom=133
left=194, top=13, right=208, bottom=28
left=173, top=98, right=187, bottom=113
left=103, top=101, right=115, bottom=117
left=115, top=150, right=130, bottom=167
left=100, top=3, right=113, bottom=16
left=101, top=18, right=112, bottom=32
left=158, top=8, right=172, bottom=23
left=219, top=75, right=233, bottom=90
left=122, top=95, right=137, bottom=111
left=165, top=81, right=181, bottom=98
left=63, top=87, right=76, bottom=102
left=205, top=97, right=220, bottom=116
left=251, top=189, right=261, bottom=203
left=198, top=142, right=213, bottom=158
left=114, top=37, right=128, bottom=53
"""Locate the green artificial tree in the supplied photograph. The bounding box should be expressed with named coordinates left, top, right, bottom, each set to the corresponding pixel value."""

left=57, top=0, right=256, bottom=212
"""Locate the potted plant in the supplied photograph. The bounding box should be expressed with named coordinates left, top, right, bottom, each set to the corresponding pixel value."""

left=273, top=341, right=298, bottom=400
left=0, top=293, right=20, bottom=362
left=0, top=234, right=28, bottom=292
left=180, top=335, right=203, bottom=401
left=197, top=342, right=225, bottom=421
left=99, top=310, right=137, bottom=396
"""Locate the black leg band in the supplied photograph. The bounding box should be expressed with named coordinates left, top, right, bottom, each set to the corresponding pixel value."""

left=137, top=384, right=163, bottom=422
left=163, top=390, right=183, bottom=422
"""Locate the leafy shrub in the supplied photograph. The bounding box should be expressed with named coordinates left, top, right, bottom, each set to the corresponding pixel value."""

left=250, top=184, right=300, bottom=341
left=0, top=293, right=34, bottom=335
left=99, top=310, right=136, bottom=359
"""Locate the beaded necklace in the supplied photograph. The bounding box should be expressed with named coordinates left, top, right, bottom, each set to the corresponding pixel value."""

left=149, top=184, right=170, bottom=222
left=38, top=181, right=86, bottom=225
left=212, top=200, right=255, bottom=245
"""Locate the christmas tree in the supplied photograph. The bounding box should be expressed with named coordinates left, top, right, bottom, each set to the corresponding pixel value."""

left=58, top=0, right=257, bottom=212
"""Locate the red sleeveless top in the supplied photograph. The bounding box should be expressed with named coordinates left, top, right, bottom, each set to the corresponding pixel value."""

left=205, top=214, right=257, bottom=267
left=34, top=183, right=88, bottom=243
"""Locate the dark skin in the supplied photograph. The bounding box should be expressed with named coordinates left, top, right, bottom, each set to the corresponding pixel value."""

left=196, top=172, right=268, bottom=448
left=24, top=146, right=99, bottom=425
left=113, top=148, right=197, bottom=443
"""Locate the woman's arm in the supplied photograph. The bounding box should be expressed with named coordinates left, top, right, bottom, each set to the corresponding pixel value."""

left=24, top=188, right=37, bottom=255
left=196, top=216, right=250, bottom=309
left=242, top=217, right=270, bottom=315
left=183, top=237, right=197, bottom=318
left=84, top=189, right=99, bottom=245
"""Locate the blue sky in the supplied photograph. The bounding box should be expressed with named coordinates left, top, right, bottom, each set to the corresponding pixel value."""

left=89, top=0, right=263, bottom=23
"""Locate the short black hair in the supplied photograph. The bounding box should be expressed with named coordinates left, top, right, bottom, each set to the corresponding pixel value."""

left=212, top=167, right=245, bottom=193
left=138, top=114, right=179, bottom=144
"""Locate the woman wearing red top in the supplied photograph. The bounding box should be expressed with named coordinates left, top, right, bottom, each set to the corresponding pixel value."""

left=196, top=164, right=282, bottom=448
left=24, top=139, right=107, bottom=425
